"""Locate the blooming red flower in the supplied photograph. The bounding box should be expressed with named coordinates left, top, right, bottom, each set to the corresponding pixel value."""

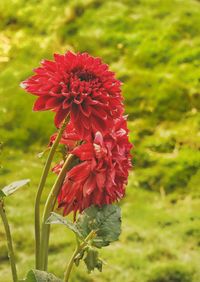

left=21, top=51, right=124, bottom=139
left=53, top=117, right=132, bottom=215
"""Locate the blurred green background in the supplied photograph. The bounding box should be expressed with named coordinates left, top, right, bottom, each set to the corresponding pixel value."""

left=0, top=0, right=200, bottom=281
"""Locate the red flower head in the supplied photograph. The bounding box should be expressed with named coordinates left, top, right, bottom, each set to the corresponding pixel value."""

left=53, top=117, right=132, bottom=216
left=21, top=51, right=124, bottom=139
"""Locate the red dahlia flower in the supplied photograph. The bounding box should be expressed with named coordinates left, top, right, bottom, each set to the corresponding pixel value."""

left=21, top=51, right=124, bottom=138
left=53, top=117, right=132, bottom=215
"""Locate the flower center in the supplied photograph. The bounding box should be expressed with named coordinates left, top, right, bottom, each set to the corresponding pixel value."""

left=60, top=69, right=102, bottom=106
left=77, top=71, right=95, bottom=82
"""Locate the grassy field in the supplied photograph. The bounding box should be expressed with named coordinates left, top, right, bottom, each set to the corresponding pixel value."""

left=0, top=0, right=200, bottom=281
left=0, top=149, right=200, bottom=282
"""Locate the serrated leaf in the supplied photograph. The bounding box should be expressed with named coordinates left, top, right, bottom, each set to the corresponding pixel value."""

left=1, top=179, right=30, bottom=197
left=24, top=269, right=62, bottom=282
left=46, top=212, right=82, bottom=238
left=76, top=205, right=121, bottom=248
left=84, top=248, right=103, bottom=273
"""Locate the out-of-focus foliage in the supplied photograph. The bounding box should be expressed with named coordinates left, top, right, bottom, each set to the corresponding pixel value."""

left=0, top=0, right=200, bottom=281
left=0, top=0, right=200, bottom=194
left=147, top=263, right=194, bottom=282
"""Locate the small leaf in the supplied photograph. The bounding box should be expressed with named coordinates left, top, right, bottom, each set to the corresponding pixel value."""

left=84, top=248, right=103, bottom=273
left=76, top=205, right=121, bottom=248
left=1, top=179, right=30, bottom=197
left=46, top=212, right=82, bottom=238
left=24, top=269, right=62, bottom=282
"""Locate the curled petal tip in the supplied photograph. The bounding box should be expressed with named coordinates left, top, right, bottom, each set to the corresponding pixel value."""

left=20, top=81, right=27, bottom=89
left=94, top=131, right=103, bottom=145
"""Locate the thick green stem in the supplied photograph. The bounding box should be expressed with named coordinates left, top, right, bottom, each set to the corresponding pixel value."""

left=40, top=153, right=75, bottom=271
left=64, top=231, right=96, bottom=282
left=35, top=117, right=68, bottom=269
left=0, top=201, right=18, bottom=282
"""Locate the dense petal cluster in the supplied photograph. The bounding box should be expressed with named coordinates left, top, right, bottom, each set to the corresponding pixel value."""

left=22, top=51, right=132, bottom=216
left=21, top=51, right=124, bottom=139
left=53, top=117, right=132, bottom=215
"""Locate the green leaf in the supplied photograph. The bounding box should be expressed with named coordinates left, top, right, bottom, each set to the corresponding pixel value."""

left=84, top=248, right=103, bottom=273
left=1, top=179, right=30, bottom=197
left=24, top=269, right=62, bottom=282
left=46, top=212, right=83, bottom=238
left=76, top=205, right=121, bottom=248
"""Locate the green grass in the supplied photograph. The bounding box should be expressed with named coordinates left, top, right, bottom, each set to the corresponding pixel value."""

left=0, top=0, right=200, bottom=281
left=0, top=149, right=200, bottom=281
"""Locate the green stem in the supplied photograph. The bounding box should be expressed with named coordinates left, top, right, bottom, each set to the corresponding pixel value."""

left=64, top=231, right=96, bottom=282
left=0, top=201, right=18, bottom=282
left=35, top=117, right=68, bottom=269
left=64, top=246, right=79, bottom=282
left=40, top=153, right=75, bottom=271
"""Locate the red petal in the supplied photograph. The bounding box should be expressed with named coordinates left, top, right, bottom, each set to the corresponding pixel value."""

left=73, top=118, right=87, bottom=139
left=54, top=53, right=65, bottom=64
left=33, top=96, right=50, bottom=111
left=91, top=115, right=107, bottom=133
left=82, top=175, right=96, bottom=197
left=92, top=106, right=107, bottom=120
left=72, top=143, right=94, bottom=160
left=96, top=172, right=106, bottom=189
left=79, top=102, right=91, bottom=117
left=71, top=104, right=79, bottom=122
left=46, top=97, right=63, bottom=109
left=79, top=113, right=90, bottom=129
left=54, top=107, right=70, bottom=127
left=67, top=162, right=91, bottom=181
left=41, top=59, right=56, bottom=72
